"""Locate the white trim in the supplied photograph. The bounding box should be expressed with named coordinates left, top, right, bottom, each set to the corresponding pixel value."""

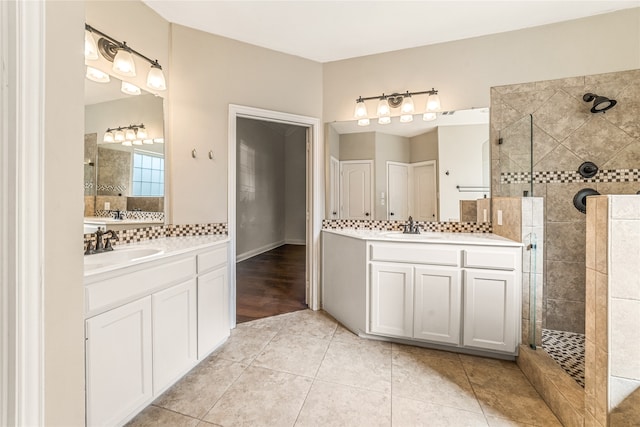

left=284, top=239, right=306, bottom=246
left=0, top=1, right=45, bottom=425
left=235, top=240, right=286, bottom=263
left=228, top=105, right=322, bottom=328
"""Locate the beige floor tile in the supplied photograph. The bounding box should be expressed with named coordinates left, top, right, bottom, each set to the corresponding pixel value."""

left=213, top=325, right=277, bottom=364
left=125, top=405, right=200, bottom=427
left=153, top=357, right=246, bottom=419
left=279, top=309, right=338, bottom=339
left=203, top=366, right=312, bottom=427
left=295, top=380, right=391, bottom=427
left=196, top=422, right=221, bottom=427
left=392, top=396, right=488, bottom=426
left=392, top=346, right=482, bottom=413
left=316, top=337, right=392, bottom=393
left=459, top=354, right=521, bottom=371
left=485, top=416, right=540, bottom=426
left=236, top=312, right=291, bottom=334
left=392, top=342, right=462, bottom=362
left=252, top=331, right=330, bottom=377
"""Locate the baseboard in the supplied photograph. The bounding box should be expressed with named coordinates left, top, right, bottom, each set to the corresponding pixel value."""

left=236, top=240, right=285, bottom=263
left=284, top=239, right=306, bottom=245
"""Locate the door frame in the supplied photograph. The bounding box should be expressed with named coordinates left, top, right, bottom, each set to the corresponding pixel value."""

left=228, top=105, right=322, bottom=327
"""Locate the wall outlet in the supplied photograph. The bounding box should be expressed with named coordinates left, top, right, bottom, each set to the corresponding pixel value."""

left=497, top=210, right=503, bottom=225
left=104, top=202, right=110, bottom=210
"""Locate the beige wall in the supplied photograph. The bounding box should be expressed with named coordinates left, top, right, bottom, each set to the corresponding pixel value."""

left=410, top=129, right=438, bottom=163
left=323, top=8, right=640, bottom=123
left=339, top=132, right=375, bottom=160
left=284, top=127, right=307, bottom=243
left=169, top=24, right=323, bottom=225
left=45, top=2, right=86, bottom=425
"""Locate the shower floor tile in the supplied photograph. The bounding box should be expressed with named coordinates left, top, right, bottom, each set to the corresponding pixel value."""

left=542, top=329, right=585, bottom=388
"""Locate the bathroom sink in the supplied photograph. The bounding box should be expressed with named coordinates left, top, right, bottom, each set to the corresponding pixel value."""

left=84, top=247, right=164, bottom=270
left=382, top=232, right=442, bottom=239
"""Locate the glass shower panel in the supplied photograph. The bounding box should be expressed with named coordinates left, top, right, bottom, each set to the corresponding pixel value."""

left=494, top=114, right=533, bottom=198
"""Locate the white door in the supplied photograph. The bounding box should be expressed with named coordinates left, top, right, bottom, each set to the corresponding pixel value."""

left=340, top=161, right=373, bottom=219
left=198, top=266, right=230, bottom=359
left=85, top=297, right=153, bottom=427
left=369, top=263, right=413, bottom=338
left=463, top=269, right=517, bottom=353
left=152, top=279, right=198, bottom=395
left=411, top=161, right=437, bottom=221
left=413, top=267, right=461, bottom=344
left=329, top=156, right=340, bottom=218
left=387, top=162, right=409, bottom=220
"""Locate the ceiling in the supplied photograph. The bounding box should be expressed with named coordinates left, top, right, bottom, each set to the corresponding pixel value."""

left=142, top=1, right=639, bottom=63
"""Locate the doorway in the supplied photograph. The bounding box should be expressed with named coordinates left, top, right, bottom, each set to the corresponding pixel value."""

left=235, top=117, right=307, bottom=323
left=228, top=105, right=322, bottom=329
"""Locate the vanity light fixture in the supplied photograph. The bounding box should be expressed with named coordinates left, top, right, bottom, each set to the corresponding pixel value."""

left=102, top=124, right=149, bottom=145
left=353, top=88, right=440, bottom=126
left=103, top=131, right=115, bottom=143
left=143, top=139, right=154, bottom=145
left=121, top=140, right=132, bottom=147
left=85, top=23, right=167, bottom=92
left=132, top=140, right=143, bottom=146
left=114, top=130, right=125, bottom=143
left=85, top=66, right=110, bottom=83
left=153, top=138, right=164, bottom=144
left=125, top=128, right=137, bottom=141
left=121, top=81, right=141, bottom=96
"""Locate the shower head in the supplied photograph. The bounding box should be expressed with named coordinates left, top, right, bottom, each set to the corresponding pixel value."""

left=583, top=93, right=617, bottom=113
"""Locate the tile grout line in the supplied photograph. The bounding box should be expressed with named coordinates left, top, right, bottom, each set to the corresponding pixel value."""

left=457, top=355, right=492, bottom=426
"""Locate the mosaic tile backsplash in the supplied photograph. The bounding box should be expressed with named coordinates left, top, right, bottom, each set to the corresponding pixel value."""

left=83, top=223, right=228, bottom=248
left=94, top=209, right=165, bottom=222
left=322, top=219, right=492, bottom=233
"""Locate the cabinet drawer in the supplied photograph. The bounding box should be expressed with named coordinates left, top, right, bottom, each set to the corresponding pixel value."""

left=197, top=245, right=228, bottom=273
left=85, top=257, right=196, bottom=316
left=463, top=248, right=518, bottom=271
left=370, top=243, right=459, bottom=266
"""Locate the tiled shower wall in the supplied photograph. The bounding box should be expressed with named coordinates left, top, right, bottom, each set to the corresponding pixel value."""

left=491, top=69, right=640, bottom=334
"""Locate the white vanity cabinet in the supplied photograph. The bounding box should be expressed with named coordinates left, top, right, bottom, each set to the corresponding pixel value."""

left=322, top=230, right=522, bottom=358
left=84, top=239, right=229, bottom=427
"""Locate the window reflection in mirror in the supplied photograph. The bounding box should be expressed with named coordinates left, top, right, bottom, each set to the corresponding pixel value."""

left=84, top=75, right=165, bottom=222
left=325, top=108, right=490, bottom=223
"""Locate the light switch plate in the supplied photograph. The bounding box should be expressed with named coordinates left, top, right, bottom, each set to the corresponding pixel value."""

left=497, top=210, right=503, bottom=225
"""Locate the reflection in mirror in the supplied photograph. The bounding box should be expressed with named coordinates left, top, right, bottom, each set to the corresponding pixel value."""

left=84, top=75, right=165, bottom=228
left=326, top=108, right=490, bottom=222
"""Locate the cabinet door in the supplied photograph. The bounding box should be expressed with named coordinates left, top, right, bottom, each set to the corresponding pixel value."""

left=414, top=267, right=461, bottom=344
left=198, top=266, right=230, bottom=359
left=152, top=279, right=198, bottom=394
left=86, top=296, right=152, bottom=427
left=463, top=269, right=517, bottom=353
left=369, top=263, right=413, bottom=338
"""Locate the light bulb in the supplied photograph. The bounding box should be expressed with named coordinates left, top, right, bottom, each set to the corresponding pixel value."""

left=357, top=118, right=370, bottom=126
left=353, top=99, right=368, bottom=120
left=378, top=116, right=391, bottom=125
left=143, top=139, right=154, bottom=145
left=113, top=46, right=136, bottom=77
left=103, top=131, right=114, bottom=143
left=400, top=96, right=415, bottom=115
left=423, top=112, right=437, bottom=121
left=114, top=130, right=125, bottom=142
left=121, top=81, right=141, bottom=96
left=426, top=93, right=441, bottom=111
left=121, top=140, right=132, bottom=147
left=153, top=138, right=164, bottom=144
left=136, top=127, right=148, bottom=139
left=400, top=114, right=413, bottom=123
left=132, top=140, right=143, bottom=145
left=146, top=64, right=166, bottom=91
left=377, top=98, right=390, bottom=117
left=84, top=30, right=99, bottom=60
left=125, top=128, right=136, bottom=140
left=85, top=66, right=110, bottom=83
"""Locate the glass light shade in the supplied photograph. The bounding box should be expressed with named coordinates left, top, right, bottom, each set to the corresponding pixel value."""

left=113, top=48, right=136, bottom=77
left=378, top=116, right=391, bottom=125
left=357, top=118, right=370, bottom=126
left=400, top=96, right=415, bottom=114
left=84, top=31, right=99, bottom=60
left=103, top=131, right=114, bottom=143
left=125, top=128, right=136, bottom=140
left=153, top=138, right=164, bottom=144
left=121, top=81, right=141, bottom=96
left=426, top=93, right=441, bottom=111
left=85, top=66, right=110, bottom=83
left=400, top=114, right=414, bottom=123
left=121, top=140, right=132, bottom=147
left=132, top=140, right=143, bottom=145
left=143, top=139, right=154, bottom=145
left=354, top=100, right=368, bottom=119
left=136, top=127, right=148, bottom=139
left=146, top=65, right=167, bottom=91
left=377, top=98, right=391, bottom=117
left=114, top=130, right=125, bottom=142
left=423, top=112, right=437, bottom=121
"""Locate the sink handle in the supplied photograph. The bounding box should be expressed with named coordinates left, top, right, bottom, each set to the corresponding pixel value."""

left=84, top=240, right=95, bottom=255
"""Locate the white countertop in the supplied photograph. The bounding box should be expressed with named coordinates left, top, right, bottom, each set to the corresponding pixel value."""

left=322, top=228, right=523, bottom=247
left=84, top=235, right=229, bottom=278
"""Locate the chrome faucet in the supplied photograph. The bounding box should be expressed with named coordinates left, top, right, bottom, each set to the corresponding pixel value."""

left=403, top=216, right=420, bottom=234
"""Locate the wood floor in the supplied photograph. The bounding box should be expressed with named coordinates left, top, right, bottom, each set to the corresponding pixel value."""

left=236, top=244, right=307, bottom=323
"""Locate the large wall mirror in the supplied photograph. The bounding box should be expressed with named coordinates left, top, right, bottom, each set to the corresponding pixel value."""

left=325, top=108, right=490, bottom=223
left=84, top=74, right=165, bottom=228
